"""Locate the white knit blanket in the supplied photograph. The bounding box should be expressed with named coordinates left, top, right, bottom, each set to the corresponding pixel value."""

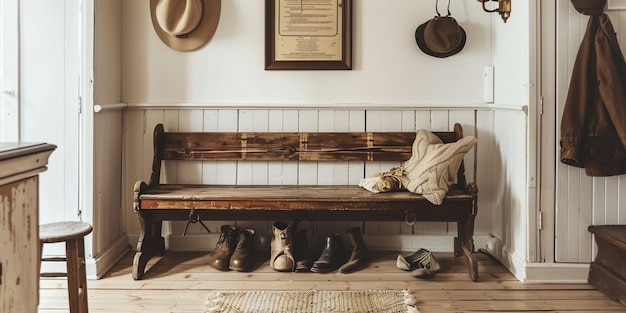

left=359, top=129, right=476, bottom=205
left=403, top=129, right=476, bottom=205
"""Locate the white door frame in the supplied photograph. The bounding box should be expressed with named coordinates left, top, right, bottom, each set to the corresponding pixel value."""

left=538, top=0, right=557, bottom=264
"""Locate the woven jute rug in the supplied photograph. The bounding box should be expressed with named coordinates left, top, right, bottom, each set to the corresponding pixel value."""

left=205, top=289, right=418, bottom=313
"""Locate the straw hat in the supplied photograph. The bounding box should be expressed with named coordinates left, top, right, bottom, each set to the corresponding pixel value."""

left=415, top=16, right=466, bottom=58
left=150, top=0, right=221, bottom=51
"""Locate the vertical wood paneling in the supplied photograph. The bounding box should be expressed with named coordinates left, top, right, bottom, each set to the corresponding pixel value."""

left=555, top=3, right=626, bottom=262
left=94, top=111, right=123, bottom=254
left=475, top=110, right=492, bottom=237
left=317, top=110, right=337, bottom=186
left=316, top=110, right=350, bottom=235
left=236, top=110, right=254, bottom=186
left=170, top=110, right=204, bottom=236
left=161, top=111, right=179, bottom=185
left=215, top=109, right=238, bottom=185
left=122, top=109, right=145, bottom=240
left=208, top=109, right=238, bottom=232
left=176, top=110, right=203, bottom=184
left=201, top=109, right=220, bottom=185
left=492, top=110, right=527, bottom=260
left=299, top=110, right=319, bottom=185
left=236, top=110, right=270, bottom=232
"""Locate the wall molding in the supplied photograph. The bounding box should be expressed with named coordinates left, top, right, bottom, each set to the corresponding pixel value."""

left=91, top=234, right=131, bottom=279
left=123, top=102, right=492, bottom=111
left=94, top=102, right=128, bottom=113
left=485, top=235, right=590, bottom=283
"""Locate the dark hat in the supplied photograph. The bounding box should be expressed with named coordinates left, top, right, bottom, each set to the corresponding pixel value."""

left=415, top=16, right=466, bottom=58
left=570, top=0, right=606, bottom=15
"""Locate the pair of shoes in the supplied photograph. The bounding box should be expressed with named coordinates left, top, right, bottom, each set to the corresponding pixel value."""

left=271, top=220, right=313, bottom=272
left=208, top=225, right=256, bottom=272
left=396, top=248, right=440, bottom=278
left=310, top=227, right=370, bottom=273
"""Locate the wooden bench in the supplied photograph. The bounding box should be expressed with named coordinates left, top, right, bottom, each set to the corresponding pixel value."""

left=132, top=123, right=479, bottom=281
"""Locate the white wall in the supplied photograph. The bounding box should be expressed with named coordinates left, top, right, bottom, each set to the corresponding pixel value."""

left=121, top=1, right=493, bottom=106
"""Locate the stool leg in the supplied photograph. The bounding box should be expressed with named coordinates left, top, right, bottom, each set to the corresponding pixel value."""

left=66, top=237, right=89, bottom=313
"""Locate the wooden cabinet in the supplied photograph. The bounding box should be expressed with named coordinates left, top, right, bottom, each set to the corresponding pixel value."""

left=0, top=143, right=55, bottom=313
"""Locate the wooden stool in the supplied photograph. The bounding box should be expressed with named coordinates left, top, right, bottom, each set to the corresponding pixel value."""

left=40, top=221, right=93, bottom=313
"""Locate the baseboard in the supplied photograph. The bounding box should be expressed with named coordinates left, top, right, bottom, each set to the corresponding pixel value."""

left=483, top=235, right=590, bottom=283
left=524, top=262, right=590, bottom=283
left=90, top=234, right=131, bottom=279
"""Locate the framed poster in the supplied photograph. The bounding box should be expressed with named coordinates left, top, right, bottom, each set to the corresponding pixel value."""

left=265, top=0, right=352, bottom=70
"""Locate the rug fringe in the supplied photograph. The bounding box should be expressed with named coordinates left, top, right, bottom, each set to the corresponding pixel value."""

left=204, top=291, right=223, bottom=313
left=403, top=289, right=419, bottom=313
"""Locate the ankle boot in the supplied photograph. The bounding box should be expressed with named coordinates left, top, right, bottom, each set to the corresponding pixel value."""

left=310, top=234, right=347, bottom=273
left=208, top=225, right=239, bottom=271
left=293, top=228, right=312, bottom=272
left=338, top=227, right=369, bottom=273
left=270, top=221, right=295, bottom=272
left=229, top=228, right=256, bottom=272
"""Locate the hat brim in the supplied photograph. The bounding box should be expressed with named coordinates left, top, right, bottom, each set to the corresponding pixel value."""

left=150, top=0, right=221, bottom=52
left=570, top=0, right=606, bottom=15
left=414, top=21, right=466, bottom=58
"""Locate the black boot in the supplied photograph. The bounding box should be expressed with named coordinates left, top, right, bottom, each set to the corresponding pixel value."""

left=339, top=227, right=369, bottom=273
left=293, top=228, right=313, bottom=272
left=310, top=234, right=347, bottom=273
left=292, top=219, right=313, bottom=272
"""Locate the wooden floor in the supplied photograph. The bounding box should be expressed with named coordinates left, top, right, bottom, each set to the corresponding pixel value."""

left=38, top=250, right=625, bottom=313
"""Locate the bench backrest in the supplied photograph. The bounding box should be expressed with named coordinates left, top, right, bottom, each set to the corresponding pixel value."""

left=148, top=123, right=467, bottom=186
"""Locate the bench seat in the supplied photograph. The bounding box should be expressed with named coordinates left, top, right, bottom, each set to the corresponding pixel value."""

left=137, top=184, right=474, bottom=220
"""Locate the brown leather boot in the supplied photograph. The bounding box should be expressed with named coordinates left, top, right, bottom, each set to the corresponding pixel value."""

left=270, top=221, right=295, bottom=272
left=310, top=234, right=347, bottom=273
left=339, top=227, right=369, bottom=273
left=208, top=225, right=238, bottom=271
left=229, top=228, right=255, bottom=272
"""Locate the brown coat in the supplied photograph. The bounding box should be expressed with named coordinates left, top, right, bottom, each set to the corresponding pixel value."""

left=560, top=14, right=626, bottom=176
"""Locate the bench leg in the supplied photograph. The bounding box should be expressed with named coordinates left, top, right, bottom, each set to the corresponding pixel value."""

left=132, top=214, right=165, bottom=280
left=456, top=217, right=478, bottom=282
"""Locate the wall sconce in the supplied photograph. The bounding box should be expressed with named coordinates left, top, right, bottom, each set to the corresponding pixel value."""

left=478, top=0, right=511, bottom=23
